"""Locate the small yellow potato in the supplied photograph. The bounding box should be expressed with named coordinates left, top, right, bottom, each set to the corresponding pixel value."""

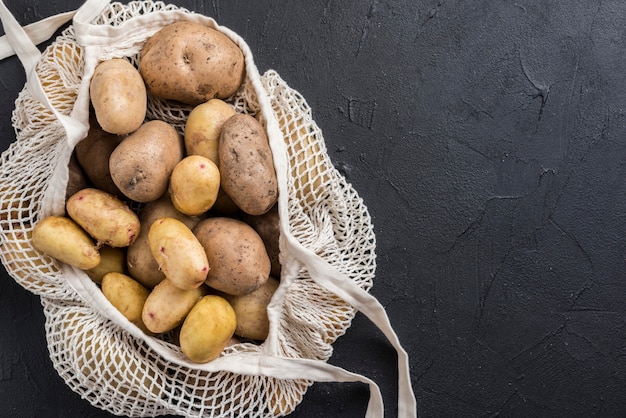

left=66, top=188, right=140, bottom=247
left=127, top=194, right=203, bottom=289
left=169, top=155, right=221, bottom=216
left=139, top=21, right=245, bottom=105
left=242, top=203, right=281, bottom=278
left=90, top=58, right=147, bottom=135
left=84, top=245, right=126, bottom=284
left=184, top=99, right=236, bottom=167
left=141, top=278, right=209, bottom=334
left=101, top=272, right=151, bottom=334
left=109, top=120, right=184, bottom=203
left=179, top=295, right=237, bottom=363
left=219, top=114, right=278, bottom=216
left=148, top=217, right=209, bottom=290
left=223, top=276, right=279, bottom=341
left=193, top=217, right=270, bottom=295
left=31, top=215, right=100, bottom=270
left=74, top=115, right=125, bottom=197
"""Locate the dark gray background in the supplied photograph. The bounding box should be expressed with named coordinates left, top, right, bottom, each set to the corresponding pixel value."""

left=1, top=0, right=626, bottom=417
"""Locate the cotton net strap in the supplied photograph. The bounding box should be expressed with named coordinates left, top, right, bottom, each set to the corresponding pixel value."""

left=0, top=1, right=417, bottom=416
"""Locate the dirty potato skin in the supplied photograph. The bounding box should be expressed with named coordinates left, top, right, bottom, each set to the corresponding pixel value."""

left=66, top=152, right=90, bottom=201
left=193, top=217, right=270, bottom=296
left=242, top=203, right=281, bottom=278
left=109, top=120, right=184, bottom=203
left=139, top=21, right=245, bottom=105
left=74, top=115, right=125, bottom=197
left=219, top=114, right=278, bottom=216
left=223, top=276, right=280, bottom=341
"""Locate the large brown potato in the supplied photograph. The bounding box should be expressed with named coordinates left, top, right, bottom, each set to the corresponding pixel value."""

left=139, top=21, right=245, bottom=105
left=109, top=120, right=184, bottom=203
left=219, top=114, right=278, bottom=216
left=242, top=203, right=281, bottom=278
left=223, top=276, right=279, bottom=341
left=66, top=152, right=90, bottom=201
left=74, top=115, right=125, bottom=197
left=193, top=217, right=270, bottom=295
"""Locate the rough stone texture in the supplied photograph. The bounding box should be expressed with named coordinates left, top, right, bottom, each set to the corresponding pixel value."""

left=1, top=0, right=626, bottom=416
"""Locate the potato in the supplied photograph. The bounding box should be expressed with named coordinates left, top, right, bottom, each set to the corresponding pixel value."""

left=148, top=217, right=209, bottom=290
left=223, top=276, right=279, bottom=341
left=139, top=21, right=245, bottom=105
left=90, top=58, right=147, bottom=135
left=74, top=115, right=125, bottom=197
left=109, top=120, right=184, bottom=203
left=169, top=155, right=220, bottom=216
left=66, top=188, right=140, bottom=247
left=219, top=114, right=278, bottom=216
left=179, top=295, right=236, bottom=363
left=101, top=272, right=151, bottom=334
left=210, top=188, right=240, bottom=216
left=127, top=194, right=203, bottom=288
left=193, top=217, right=270, bottom=295
left=66, top=152, right=90, bottom=201
left=184, top=99, right=236, bottom=167
left=242, top=204, right=281, bottom=278
left=31, top=215, right=100, bottom=270
left=142, top=278, right=208, bottom=334
left=84, top=245, right=126, bottom=284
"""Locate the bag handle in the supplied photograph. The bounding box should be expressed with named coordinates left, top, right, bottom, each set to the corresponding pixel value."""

left=0, top=1, right=89, bottom=145
left=258, top=64, right=418, bottom=417
left=0, top=10, right=75, bottom=61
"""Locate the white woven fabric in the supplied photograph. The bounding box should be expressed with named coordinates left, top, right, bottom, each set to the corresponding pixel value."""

left=0, top=1, right=415, bottom=417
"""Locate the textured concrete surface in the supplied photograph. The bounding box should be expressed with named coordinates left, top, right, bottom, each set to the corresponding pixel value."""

left=1, top=1, right=626, bottom=417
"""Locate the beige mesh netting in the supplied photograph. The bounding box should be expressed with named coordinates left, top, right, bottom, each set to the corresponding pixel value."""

left=0, top=1, right=415, bottom=417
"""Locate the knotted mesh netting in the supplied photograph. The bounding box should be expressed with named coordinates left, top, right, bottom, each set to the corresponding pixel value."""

left=0, top=1, right=376, bottom=416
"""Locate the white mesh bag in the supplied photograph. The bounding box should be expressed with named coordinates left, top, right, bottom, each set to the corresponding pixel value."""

left=0, top=1, right=416, bottom=416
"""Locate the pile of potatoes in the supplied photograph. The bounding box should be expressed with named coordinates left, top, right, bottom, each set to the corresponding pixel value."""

left=31, top=21, right=282, bottom=364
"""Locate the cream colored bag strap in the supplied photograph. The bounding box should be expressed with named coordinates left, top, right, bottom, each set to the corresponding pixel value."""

left=0, top=0, right=97, bottom=216
left=0, top=0, right=91, bottom=142
left=278, top=239, right=418, bottom=418
left=0, top=9, right=75, bottom=61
